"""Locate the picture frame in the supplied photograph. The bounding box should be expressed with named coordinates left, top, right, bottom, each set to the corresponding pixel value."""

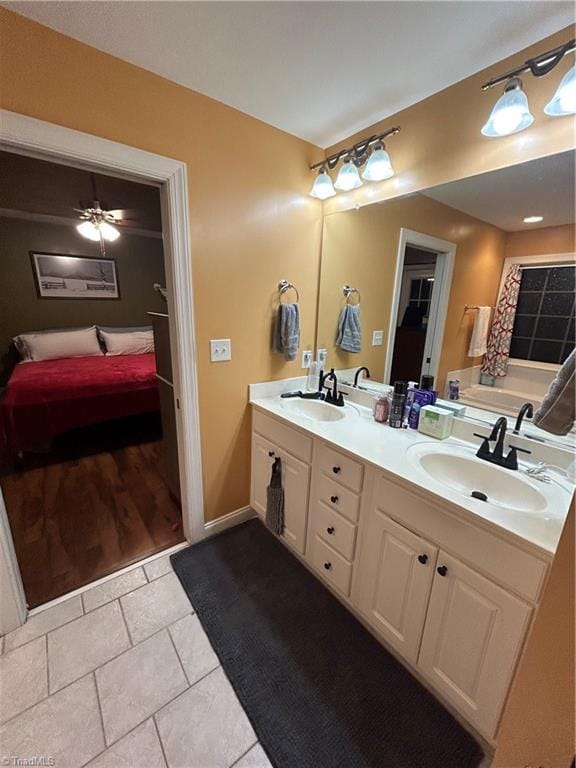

left=30, top=251, right=120, bottom=300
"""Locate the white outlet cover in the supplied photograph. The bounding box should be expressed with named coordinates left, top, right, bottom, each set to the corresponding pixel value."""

left=372, top=330, right=384, bottom=346
left=301, top=350, right=312, bottom=369
left=210, top=338, right=231, bottom=362
left=317, top=348, right=328, bottom=366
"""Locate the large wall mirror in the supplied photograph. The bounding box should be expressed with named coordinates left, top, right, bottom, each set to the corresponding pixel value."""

left=316, top=150, right=575, bottom=444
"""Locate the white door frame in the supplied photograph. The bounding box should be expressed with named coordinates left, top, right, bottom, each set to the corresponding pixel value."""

left=0, top=109, right=205, bottom=632
left=383, top=228, right=456, bottom=385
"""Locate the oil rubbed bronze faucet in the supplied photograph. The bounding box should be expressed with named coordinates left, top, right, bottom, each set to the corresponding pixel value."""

left=474, top=417, right=531, bottom=470
left=320, top=369, right=345, bottom=406
left=353, top=366, right=371, bottom=387
left=513, top=402, right=534, bottom=434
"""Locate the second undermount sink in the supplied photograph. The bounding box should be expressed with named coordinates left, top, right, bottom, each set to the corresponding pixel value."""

left=407, top=442, right=547, bottom=514
left=280, top=398, right=356, bottom=422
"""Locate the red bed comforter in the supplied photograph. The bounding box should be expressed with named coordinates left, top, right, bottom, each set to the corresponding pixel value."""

left=1, top=353, right=159, bottom=455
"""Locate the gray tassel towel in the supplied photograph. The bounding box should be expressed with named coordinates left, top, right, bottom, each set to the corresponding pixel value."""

left=273, top=303, right=300, bottom=361
left=266, top=456, right=285, bottom=535
left=336, top=304, right=361, bottom=353
left=533, top=348, right=575, bottom=435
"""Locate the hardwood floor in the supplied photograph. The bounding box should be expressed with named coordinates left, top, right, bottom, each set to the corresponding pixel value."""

left=1, top=415, right=184, bottom=608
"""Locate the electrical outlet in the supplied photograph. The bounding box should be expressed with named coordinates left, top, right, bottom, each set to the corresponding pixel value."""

left=316, top=348, right=328, bottom=368
left=210, top=338, right=231, bottom=362
left=301, top=350, right=312, bottom=369
left=372, top=330, right=384, bottom=346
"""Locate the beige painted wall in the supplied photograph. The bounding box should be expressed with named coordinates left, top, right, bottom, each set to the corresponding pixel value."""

left=322, top=28, right=575, bottom=215
left=318, top=194, right=506, bottom=391
left=0, top=8, right=322, bottom=522
left=492, top=503, right=575, bottom=768
left=505, top=224, right=576, bottom=259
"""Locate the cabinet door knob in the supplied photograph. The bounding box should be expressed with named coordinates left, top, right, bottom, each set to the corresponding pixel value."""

left=326, top=526, right=335, bottom=535
left=330, top=495, right=339, bottom=504
left=437, top=565, right=448, bottom=577
left=418, top=554, right=428, bottom=565
left=324, top=562, right=332, bottom=570
left=268, top=451, right=275, bottom=457
left=332, top=466, right=341, bottom=474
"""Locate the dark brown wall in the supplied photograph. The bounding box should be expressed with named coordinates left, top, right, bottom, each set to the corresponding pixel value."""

left=0, top=217, right=166, bottom=381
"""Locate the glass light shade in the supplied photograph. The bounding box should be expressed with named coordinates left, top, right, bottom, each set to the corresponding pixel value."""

left=309, top=169, right=336, bottom=199
left=361, top=146, right=394, bottom=181
left=544, top=65, right=576, bottom=116
left=334, top=160, right=363, bottom=191
left=76, top=221, right=101, bottom=241
left=481, top=80, right=534, bottom=137
left=99, top=221, right=121, bottom=242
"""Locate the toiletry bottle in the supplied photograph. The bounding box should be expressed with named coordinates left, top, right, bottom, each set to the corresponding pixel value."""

left=420, top=374, right=439, bottom=404
left=373, top=393, right=390, bottom=424
left=389, top=381, right=407, bottom=428
left=408, top=389, right=435, bottom=429
left=449, top=379, right=460, bottom=401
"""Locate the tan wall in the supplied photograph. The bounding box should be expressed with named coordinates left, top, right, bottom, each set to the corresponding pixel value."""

left=492, top=503, right=575, bottom=768
left=505, top=224, right=576, bottom=259
left=0, top=8, right=322, bottom=522
left=322, top=28, right=575, bottom=215
left=318, top=194, right=506, bottom=391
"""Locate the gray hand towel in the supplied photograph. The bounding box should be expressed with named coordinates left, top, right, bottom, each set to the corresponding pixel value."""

left=273, top=303, right=300, bottom=361
left=336, top=304, right=361, bottom=353
left=266, top=457, right=284, bottom=535
left=533, top=348, right=575, bottom=435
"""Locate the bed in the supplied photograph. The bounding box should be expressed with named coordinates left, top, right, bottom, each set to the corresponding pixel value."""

left=1, top=353, right=160, bottom=455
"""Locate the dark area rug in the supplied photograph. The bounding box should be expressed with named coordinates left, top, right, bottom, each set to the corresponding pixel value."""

left=171, top=519, right=483, bottom=768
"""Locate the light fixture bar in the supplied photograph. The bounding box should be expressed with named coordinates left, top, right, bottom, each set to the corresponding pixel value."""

left=481, top=38, right=575, bottom=91
left=309, top=126, right=400, bottom=171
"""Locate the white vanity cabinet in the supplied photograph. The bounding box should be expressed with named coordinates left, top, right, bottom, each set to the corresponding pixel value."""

left=250, top=412, right=312, bottom=554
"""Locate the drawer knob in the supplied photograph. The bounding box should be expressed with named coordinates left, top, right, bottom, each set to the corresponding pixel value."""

left=268, top=451, right=275, bottom=457
left=330, top=495, right=339, bottom=504
left=437, top=565, right=448, bottom=577
left=324, top=562, right=332, bottom=571
left=417, top=554, right=428, bottom=565
left=326, top=526, right=335, bottom=535
left=332, top=466, right=341, bottom=474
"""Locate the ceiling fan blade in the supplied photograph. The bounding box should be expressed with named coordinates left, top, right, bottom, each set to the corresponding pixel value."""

left=107, top=208, right=141, bottom=218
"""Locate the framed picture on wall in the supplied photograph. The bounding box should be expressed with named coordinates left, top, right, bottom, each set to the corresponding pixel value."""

left=30, top=252, right=120, bottom=300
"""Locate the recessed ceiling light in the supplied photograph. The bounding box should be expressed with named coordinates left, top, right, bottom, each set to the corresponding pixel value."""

left=523, top=216, right=543, bottom=224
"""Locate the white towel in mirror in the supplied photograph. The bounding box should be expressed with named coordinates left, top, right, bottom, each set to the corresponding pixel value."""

left=467, top=306, right=491, bottom=358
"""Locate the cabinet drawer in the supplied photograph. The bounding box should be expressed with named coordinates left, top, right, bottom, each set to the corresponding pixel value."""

left=311, top=501, right=357, bottom=561
left=317, top=473, right=360, bottom=523
left=252, top=410, right=312, bottom=463
left=318, top=443, right=363, bottom=493
left=310, top=535, right=352, bottom=597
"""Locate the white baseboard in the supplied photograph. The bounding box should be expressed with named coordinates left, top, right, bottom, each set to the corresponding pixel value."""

left=203, top=506, right=255, bottom=538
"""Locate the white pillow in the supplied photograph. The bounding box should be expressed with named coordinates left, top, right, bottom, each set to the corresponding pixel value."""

left=100, top=329, right=155, bottom=356
left=14, top=326, right=103, bottom=362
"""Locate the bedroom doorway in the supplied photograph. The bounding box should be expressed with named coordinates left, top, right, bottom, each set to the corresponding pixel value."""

left=0, top=111, right=204, bottom=627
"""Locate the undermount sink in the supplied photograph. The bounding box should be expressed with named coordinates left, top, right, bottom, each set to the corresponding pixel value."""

left=280, top=398, right=355, bottom=422
left=407, top=443, right=547, bottom=514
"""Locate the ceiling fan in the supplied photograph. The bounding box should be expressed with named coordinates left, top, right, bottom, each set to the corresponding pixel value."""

left=75, top=173, right=141, bottom=252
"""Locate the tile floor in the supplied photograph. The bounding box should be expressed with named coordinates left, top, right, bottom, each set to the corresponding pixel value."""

left=0, top=554, right=272, bottom=768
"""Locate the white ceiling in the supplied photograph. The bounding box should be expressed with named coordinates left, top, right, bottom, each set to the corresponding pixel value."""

left=5, top=1, right=574, bottom=147
left=423, top=151, right=576, bottom=232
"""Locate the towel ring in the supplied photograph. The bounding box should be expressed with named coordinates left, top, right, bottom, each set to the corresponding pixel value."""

left=343, top=285, right=360, bottom=305
left=278, top=279, right=300, bottom=303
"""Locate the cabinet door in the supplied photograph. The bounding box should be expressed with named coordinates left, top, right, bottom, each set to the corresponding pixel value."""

left=418, top=551, right=531, bottom=738
left=356, top=510, right=438, bottom=664
left=250, top=433, right=277, bottom=519
left=277, top=448, right=310, bottom=554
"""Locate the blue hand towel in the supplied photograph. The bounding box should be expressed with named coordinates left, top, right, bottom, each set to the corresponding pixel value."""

left=273, top=303, right=300, bottom=361
left=336, top=304, right=361, bottom=353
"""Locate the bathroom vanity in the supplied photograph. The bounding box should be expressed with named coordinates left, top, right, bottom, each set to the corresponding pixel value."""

left=249, top=380, right=573, bottom=743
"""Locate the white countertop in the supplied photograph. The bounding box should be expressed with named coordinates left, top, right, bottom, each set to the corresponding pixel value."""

left=250, top=381, right=574, bottom=558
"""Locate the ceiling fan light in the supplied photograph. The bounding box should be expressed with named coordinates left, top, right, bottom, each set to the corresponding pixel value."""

left=481, top=78, right=534, bottom=137
left=362, top=144, right=394, bottom=181
left=544, top=64, right=576, bottom=116
left=334, top=159, right=363, bottom=191
left=310, top=168, right=336, bottom=199
left=76, top=220, right=101, bottom=241
left=99, top=221, right=121, bottom=242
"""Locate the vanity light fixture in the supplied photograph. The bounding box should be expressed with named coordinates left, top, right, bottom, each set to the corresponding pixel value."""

left=335, top=158, right=363, bottom=191
left=310, top=166, right=336, bottom=199
left=309, top=126, right=400, bottom=198
left=481, top=38, right=575, bottom=137
left=545, top=64, right=576, bottom=116
left=523, top=215, right=543, bottom=224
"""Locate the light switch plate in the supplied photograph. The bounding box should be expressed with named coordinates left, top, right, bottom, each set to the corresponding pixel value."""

left=372, top=330, right=384, bottom=346
left=301, top=350, right=312, bottom=369
left=210, top=338, right=231, bottom=362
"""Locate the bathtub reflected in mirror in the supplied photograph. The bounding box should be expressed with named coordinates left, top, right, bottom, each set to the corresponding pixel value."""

left=316, top=150, right=575, bottom=446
